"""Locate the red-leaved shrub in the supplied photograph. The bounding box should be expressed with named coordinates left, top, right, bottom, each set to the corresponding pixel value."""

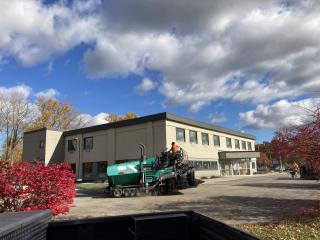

left=0, top=161, right=75, bottom=216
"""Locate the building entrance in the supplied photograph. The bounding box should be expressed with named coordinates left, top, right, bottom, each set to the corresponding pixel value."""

left=220, top=159, right=251, bottom=176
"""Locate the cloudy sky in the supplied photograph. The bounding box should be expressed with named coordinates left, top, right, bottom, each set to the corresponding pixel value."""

left=1, top=0, right=320, bottom=143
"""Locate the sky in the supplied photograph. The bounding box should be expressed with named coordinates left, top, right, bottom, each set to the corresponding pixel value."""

left=1, top=0, right=320, bottom=143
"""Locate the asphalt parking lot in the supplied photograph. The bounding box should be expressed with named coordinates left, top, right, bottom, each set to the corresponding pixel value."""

left=56, top=173, right=320, bottom=225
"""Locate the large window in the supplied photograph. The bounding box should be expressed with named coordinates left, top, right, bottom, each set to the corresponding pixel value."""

left=241, top=140, right=247, bottom=150
left=226, top=137, right=232, bottom=148
left=247, top=142, right=252, bottom=150
left=68, top=139, right=77, bottom=152
left=201, top=133, right=209, bottom=145
left=235, top=139, right=240, bottom=149
left=189, top=130, right=198, bottom=144
left=176, top=128, right=185, bottom=142
left=83, top=137, right=93, bottom=150
left=213, top=135, right=220, bottom=147
left=189, top=160, right=218, bottom=171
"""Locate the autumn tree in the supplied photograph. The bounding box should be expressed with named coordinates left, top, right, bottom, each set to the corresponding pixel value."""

left=271, top=131, right=290, bottom=164
left=257, top=152, right=272, bottom=169
left=272, top=106, right=320, bottom=177
left=255, top=142, right=274, bottom=160
left=105, top=112, right=137, bottom=123
left=29, top=98, right=86, bottom=131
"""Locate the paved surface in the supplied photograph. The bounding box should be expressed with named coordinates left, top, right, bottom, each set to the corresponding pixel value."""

left=56, top=173, right=320, bottom=224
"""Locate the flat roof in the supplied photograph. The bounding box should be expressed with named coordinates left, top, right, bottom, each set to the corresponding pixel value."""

left=24, top=127, right=63, bottom=135
left=63, top=112, right=255, bottom=140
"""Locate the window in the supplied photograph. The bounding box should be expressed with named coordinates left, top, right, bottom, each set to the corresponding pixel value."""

left=252, top=162, right=256, bottom=169
left=235, top=139, right=240, bottom=149
left=226, top=137, right=232, bottom=148
left=203, top=161, right=210, bottom=170
left=98, top=161, right=108, bottom=177
left=194, top=161, right=203, bottom=170
left=189, top=130, right=198, bottom=144
left=68, top=139, right=77, bottom=152
left=39, top=140, right=45, bottom=149
left=201, top=133, right=209, bottom=145
left=241, top=140, right=247, bottom=150
left=188, top=160, right=218, bottom=171
left=247, top=142, right=252, bottom=151
left=83, top=162, right=93, bottom=178
left=209, top=161, right=218, bottom=170
left=213, top=135, right=220, bottom=147
left=176, top=128, right=185, bottom=142
left=83, top=137, right=93, bottom=150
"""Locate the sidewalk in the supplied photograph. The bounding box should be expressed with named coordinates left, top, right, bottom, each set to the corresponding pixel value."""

left=202, top=172, right=281, bottom=184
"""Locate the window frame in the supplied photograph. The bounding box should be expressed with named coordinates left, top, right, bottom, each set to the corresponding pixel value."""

left=213, top=135, right=220, bottom=147
left=83, top=137, right=93, bottom=150
left=235, top=139, right=240, bottom=149
left=176, top=128, right=186, bottom=142
left=226, top=137, right=232, bottom=148
left=241, top=140, right=247, bottom=150
left=189, top=130, right=198, bottom=144
left=201, top=132, right=209, bottom=145
left=247, top=142, right=252, bottom=151
left=68, top=139, right=77, bottom=152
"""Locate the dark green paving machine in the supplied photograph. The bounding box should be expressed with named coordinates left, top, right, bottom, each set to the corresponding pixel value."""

left=105, top=144, right=196, bottom=197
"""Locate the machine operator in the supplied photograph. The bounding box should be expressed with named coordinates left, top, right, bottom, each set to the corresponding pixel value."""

left=169, top=142, right=181, bottom=156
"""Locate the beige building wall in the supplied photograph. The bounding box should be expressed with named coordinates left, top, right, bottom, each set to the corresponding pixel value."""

left=165, top=120, right=257, bottom=177
left=23, top=129, right=64, bottom=165
left=45, top=130, right=64, bottom=165
left=165, top=120, right=255, bottom=157
left=63, top=120, right=166, bottom=180
left=23, top=116, right=257, bottom=180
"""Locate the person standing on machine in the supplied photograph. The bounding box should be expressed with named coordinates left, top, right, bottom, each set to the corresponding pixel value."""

left=169, top=142, right=181, bottom=156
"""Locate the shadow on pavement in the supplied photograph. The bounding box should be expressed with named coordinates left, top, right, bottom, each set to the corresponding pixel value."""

left=234, top=183, right=320, bottom=190
left=152, top=196, right=319, bottom=223
left=76, top=189, right=107, bottom=198
left=76, top=188, right=185, bottom=198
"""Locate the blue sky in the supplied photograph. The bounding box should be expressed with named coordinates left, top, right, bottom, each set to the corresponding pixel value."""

left=1, top=0, right=320, bottom=144
left=0, top=46, right=274, bottom=143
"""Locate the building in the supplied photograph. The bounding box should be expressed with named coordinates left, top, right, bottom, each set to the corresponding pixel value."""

left=22, top=112, right=260, bottom=181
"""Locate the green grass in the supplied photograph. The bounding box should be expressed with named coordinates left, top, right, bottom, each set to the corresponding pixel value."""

left=76, top=182, right=106, bottom=190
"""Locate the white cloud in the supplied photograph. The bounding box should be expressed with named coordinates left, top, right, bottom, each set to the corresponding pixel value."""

left=135, top=78, right=157, bottom=94
left=2, top=1, right=320, bottom=113
left=0, top=85, right=32, bottom=99
left=76, top=112, right=109, bottom=127
left=239, top=98, right=320, bottom=130
left=0, top=0, right=97, bottom=66
left=35, top=88, right=60, bottom=99
left=209, top=112, right=226, bottom=124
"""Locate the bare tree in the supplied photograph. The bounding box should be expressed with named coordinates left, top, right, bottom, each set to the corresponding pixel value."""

left=0, top=93, right=36, bottom=163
